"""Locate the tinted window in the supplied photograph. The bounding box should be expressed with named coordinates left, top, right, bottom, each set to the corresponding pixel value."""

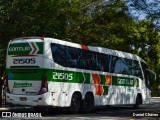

left=51, top=43, right=110, bottom=72
left=79, top=50, right=93, bottom=70
left=97, top=53, right=110, bottom=72
left=132, top=60, right=143, bottom=79
left=51, top=43, right=66, bottom=67
left=111, top=56, right=121, bottom=73
left=66, top=46, right=79, bottom=68
left=111, top=56, right=132, bottom=75
left=121, top=58, right=132, bottom=75
left=51, top=43, right=145, bottom=77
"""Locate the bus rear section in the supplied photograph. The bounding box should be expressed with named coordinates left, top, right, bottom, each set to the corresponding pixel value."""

left=6, top=37, right=48, bottom=106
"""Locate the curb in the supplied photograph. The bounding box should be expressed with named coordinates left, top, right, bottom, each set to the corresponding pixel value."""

left=151, top=97, right=160, bottom=98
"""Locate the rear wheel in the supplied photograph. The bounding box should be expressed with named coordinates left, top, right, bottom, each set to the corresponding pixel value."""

left=82, top=94, right=94, bottom=112
left=70, top=93, right=81, bottom=113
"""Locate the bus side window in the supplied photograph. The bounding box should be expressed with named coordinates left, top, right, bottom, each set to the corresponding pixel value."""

left=114, top=57, right=122, bottom=74
left=79, top=50, right=88, bottom=69
left=90, top=52, right=98, bottom=71
left=65, top=46, right=79, bottom=68
left=96, top=53, right=110, bottom=72
left=96, top=53, right=104, bottom=71
left=121, top=58, right=132, bottom=75
left=133, top=60, right=143, bottom=79
left=51, top=43, right=66, bottom=67
left=110, top=56, right=121, bottom=74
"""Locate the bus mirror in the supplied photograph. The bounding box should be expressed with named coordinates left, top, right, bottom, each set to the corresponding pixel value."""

left=146, top=69, right=156, bottom=81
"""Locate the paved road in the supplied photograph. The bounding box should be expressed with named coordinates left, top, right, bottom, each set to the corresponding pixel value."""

left=0, top=97, right=160, bottom=120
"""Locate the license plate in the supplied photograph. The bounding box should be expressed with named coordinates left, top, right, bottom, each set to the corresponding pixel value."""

left=19, top=97, right=27, bottom=101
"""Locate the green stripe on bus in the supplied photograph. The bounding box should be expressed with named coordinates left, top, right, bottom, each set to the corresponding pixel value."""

left=103, top=86, right=108, bottom=95
left=36, top=42, right=43, bottom=54
left=7, top=68, right=42, bottom=80
left=100, top=75, right=106, bottom=85
left=83, top=73, right=90, bottom=84
left=112, top=76, right=135, bottom=87
left=7, top=68, right=139, bottom=87
left=44, top=69, right=90, bottom=84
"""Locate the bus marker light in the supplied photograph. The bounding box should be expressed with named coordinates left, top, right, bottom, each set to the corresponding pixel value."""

left=10, top=39, right=14, bottom=42
left=5, top=76, right=11, bottom=93
left=37, top=76, right=48, bottom=95
left=41, top=37, right=44, bottom=40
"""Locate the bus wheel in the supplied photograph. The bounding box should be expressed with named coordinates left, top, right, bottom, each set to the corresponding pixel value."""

left=82, top=94, right=94, bottom=112
left=70, top=93, right=81, bottom=113
left=133, top=96, right=140, bottom=109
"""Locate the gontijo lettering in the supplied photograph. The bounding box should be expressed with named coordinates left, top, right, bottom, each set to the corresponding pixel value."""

left=8, top=42, right=43, bottom=55
left=9, top=47, right=30, bottom=52
left=117, top=78, right=133, bottom=85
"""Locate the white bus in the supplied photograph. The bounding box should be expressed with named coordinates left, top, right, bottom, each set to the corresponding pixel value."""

left=6, top=37, right=155, bottom=112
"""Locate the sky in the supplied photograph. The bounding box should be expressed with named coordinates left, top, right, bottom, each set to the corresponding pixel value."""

left=125, top=0, right=160, bottom=30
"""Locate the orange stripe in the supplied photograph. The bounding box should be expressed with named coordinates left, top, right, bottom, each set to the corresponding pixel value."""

left=106, top=75, right=112, bottom=85
left=92, top=74, right=100, bottom=84
left=80, top=44, right=89, bottom=50
left=95, top=85, right=104, bottom=96
left=92, top=74, right=104, bottom=96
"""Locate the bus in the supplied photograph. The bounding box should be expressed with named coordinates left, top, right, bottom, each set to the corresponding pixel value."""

left=6, top=37, right=156, bottom=112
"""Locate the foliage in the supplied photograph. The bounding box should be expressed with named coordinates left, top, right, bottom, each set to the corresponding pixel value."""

left=0, top=0, right=159, bottom=88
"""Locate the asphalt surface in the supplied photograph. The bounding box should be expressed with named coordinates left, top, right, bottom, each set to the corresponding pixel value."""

left=0, top=97, right=159, bottom=120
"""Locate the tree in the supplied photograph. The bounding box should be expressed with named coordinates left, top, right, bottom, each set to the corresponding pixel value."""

left=129, top=20, right=160, bottom=69
left=0, top=0, right=160, bottom=87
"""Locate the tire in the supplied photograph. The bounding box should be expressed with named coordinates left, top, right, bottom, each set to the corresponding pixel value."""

left=82, top=94, right=94, bottom=112
left=70, top=93, right=81, bottom=113
left=133, top=96, right=140, bottom=109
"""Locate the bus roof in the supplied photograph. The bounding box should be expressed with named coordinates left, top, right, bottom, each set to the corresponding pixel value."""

left=9, top=37, right=146, bottom=63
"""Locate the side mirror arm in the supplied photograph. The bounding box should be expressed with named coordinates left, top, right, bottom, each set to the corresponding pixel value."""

left=146, top=69, right=156, bottom=80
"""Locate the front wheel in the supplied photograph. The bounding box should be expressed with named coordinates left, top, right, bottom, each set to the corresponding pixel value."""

left=70, top=93, right=81, bottom=113
left=133, top=96, right=140, bottom=109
